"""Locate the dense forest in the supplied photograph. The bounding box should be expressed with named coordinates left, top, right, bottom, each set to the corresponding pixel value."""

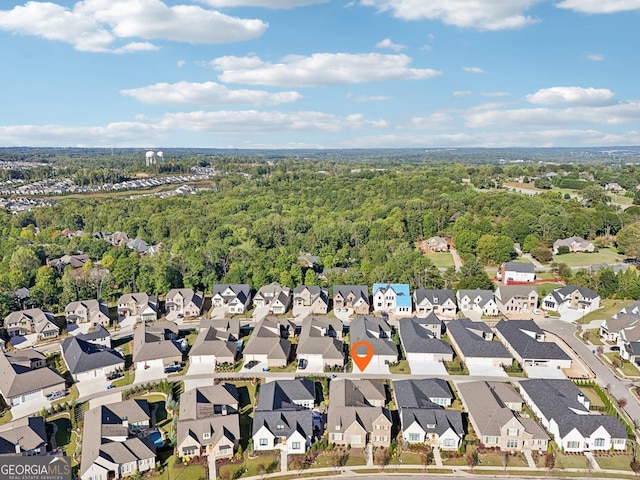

left=2, top=150, right=640, bottom=318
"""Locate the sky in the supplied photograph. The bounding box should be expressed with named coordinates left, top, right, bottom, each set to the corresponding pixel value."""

left=0, top=0, right=639, bottom=149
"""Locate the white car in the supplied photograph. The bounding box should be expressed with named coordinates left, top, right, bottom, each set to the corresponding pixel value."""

left=533, top=308, right=541, bottom=315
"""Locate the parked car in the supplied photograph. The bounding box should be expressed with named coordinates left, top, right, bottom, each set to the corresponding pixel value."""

left=107, top=372, right=123, bottom=381
left=533, top=308, right=541, bottom=315
left=164, top=362, right=182, bottom=373
left=245, top=360, right=259, bottom=370
left=298, top=359, right=307, bottom=370
left=47, top=391, right=66, bottom=401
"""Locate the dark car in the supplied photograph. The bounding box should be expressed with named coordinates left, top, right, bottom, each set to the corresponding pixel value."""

left=297, top=359, right=307, bottom=370
left=107, top=372, right=123, bottom=381
left=164, top=362, right=182, bottom=373
left=245, top=360, right=259, bottom=370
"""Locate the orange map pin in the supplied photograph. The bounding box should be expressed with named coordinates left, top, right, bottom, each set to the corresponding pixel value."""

left=351, top=340, right=374, bottom=372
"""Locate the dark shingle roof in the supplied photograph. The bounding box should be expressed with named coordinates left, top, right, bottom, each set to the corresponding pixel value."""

left=446, top=319, right=511, bottom=359
left=256, top=379, right=315, bottom=411
left=495, top=320, right=571, bottom=361
left=350, top=316, right=397, bottom=357
left=400, top=408, right=464, bottom=438
left=61, top=337, right=124, bottom=375
left=394, top=379, right=453, bottom=409
left=503, top=262, right=535, bottom=274
left=398, top=316, right=452, bottom=355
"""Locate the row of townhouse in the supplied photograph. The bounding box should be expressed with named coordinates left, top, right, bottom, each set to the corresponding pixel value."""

left=600, top=301, right=640, bottom=364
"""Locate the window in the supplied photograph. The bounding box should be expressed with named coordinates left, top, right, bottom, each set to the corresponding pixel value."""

left=335, top=425, right=340, bottom=430
left=594, top=438, right=605, bottom=447
left=613, top=439, right=626, bottom=445
left=408, top=433, right=420, bottom=442
left=203, top=432, right=211, bottom=440
left=566, top=441, right=580, bottom=449
left=276, top=424, right=284, bottom=431
left=122, top=464, right=132, bottom=473
left=259, top=438, right=268, bottom=446
left=183, top=447, right=196, bottom=456
left=444, top=439, right=455, bottom=447
left=382, top=436, right=388, bottom=442
left=332, top=433, right=343, bottom=441
left=383, top=425, right=389, bottom=430
left=507, top=428, right=518, bottom=436
left=350, top=435, right=362, bottom=444
left=292, top=442, right=301, bottom=450
left=375, top=424, right=380, bottom=430
left=506, top=439, right=519, bottom=449
left=219, top=446, right=230, bottom=455
left=375, top=436, right=380, bottom=442
left=485, top=436, right=498, bottom=444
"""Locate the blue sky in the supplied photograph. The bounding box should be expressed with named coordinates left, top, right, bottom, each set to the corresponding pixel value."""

left=0, top=0, right=638, bottom=148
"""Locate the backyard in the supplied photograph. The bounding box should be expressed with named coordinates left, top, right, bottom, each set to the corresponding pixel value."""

left=551, top=246, right=625, bottom=267
left=426, top=252, right=455, bottom=269
left=580, top=298, right=635, bottom=324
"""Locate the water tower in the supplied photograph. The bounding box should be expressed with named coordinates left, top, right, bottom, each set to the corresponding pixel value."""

left=145, top=150, right=156, bottom=166
left=157, top=151, right=163, bottom=161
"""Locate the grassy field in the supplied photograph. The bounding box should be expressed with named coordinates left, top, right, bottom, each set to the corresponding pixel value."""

left=593, top=454, right=634, bottom=471
left=604, top=352, right=640, bottom=376
left=582, top=328, right=603, bottom=345
left=552, top=247, right=624, bottom=267
left=579, top=298, right=635, bottom=324
left=426, top=252, right=455, bottom=269
left=0, top=409, right=12, bottom=425
left=218, top=453, right=280, bottom=478
left=478, top=453, right=528, bottom=468
left=555, top=454, right=592, bottom=469
left=152, top=453, right=207, bottom=480
left=578, top=386, right=606, bottom=408
left=389, top=360, right=411, bottom=374
left=49, top=414, right=78, bottom=464
left=536, top=283, right=565, bottom=297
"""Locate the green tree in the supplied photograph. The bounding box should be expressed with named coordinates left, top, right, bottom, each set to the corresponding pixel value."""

left=476, top=234, right=515, bottom=264
left=617, top=222, right=640, bottom=259
left=522, top=234, right=540, bottom=253
left=530, top=245, right=553, bottom=263
left=31, top=265, right=60, bottom=309
left=457, top=257, right=494, bottom=291
left=303, top=268, right=318, bottom=286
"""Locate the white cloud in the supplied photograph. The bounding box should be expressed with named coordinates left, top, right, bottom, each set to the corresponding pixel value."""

left=121, top=81, right=301, bottom=106
left=556, top=0, right=640, bottom=14
left=0, top=0, right=267, bottom=53
left=408, top=112, right=454, bottom=129
left=375, top=38, right=405, bottom=51
left=199, top=0, right=329, bottom=7
left=526, top=86, right=615, bottom=106
left=347, top=94, right=393, bottom=102
left=359, top=0, right=541, bottom=30
left=465, top=101, right=640, bottom=128
left=584, top=52, right=605, bottom=61
left=453, top=90, right=472, bottom=97
left=177, top=60, right=187, bottom=68
left=209, top=53, right=441, bottom=86
left=112, top=42, right=159, bottom=54
left=463, top=66, right=485, bottom=74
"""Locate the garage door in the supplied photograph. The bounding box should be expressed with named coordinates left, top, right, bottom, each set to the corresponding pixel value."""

left=23, top=390, right=42, bottom=402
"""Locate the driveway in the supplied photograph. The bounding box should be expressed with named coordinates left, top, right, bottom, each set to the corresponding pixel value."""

left=11, top=397, right=51, bottom=420
left=292, top=305, right=312, bottom=320
left=296, top=356, right=323, bottom=374
left=241, top=359, right=269, bottom=373
left=252, top=306, right=270, bottom=323
left=10, top=334, right=37, bottom=349
left=210, top=307, right=226, bottom=319
left=467, top=364, right=508, bottom=377
left=134, top=365, right=167, bottom=384
left=524, top=365, right=567, bottom=379
left=407, top=360, right=447, bottom=375
left=183, top=377, right=215, bottom=392
left=333, top=308, right=353, bottom=323
left=77, top=377, right=111, bottom=397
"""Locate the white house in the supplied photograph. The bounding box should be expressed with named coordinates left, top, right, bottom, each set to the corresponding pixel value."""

left=456, top=290, right=500, bottom=317
left=413, top=289, right=457, bottom=319
left=212, top=284, right=252, bottom=314
left=372, top=283, right=412, bottom=315
left=541, top=285, right=601, bottom=314
left=497, top=262, right=535, bottom=285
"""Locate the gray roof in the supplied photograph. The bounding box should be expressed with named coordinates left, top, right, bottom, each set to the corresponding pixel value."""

left=166, top=288, right=204, bottom=310
left=329, top=379, right=386, bottom=408
left=393, top=379, right=453, bottom=409
left=552, top=285, right=599, bottom=301
left=328, top=405, right=391, bottom=435
left=0, top=416, right=47, bottom=454
left=520, top=379, right=628, bottom=439
left=61, top=337, right=124, bottom=375
left=502, top=262, right=535, bottom=274
left=179, top=384, right=239, bottom=420
left=458, top=381, right=548, bottom=441
left=398, top=316, right=452, bottom=355
left=212, top=284, right=251, bottom=304
left=350, top=315, right=398, bottom=357
left=333, top=285, right=369, bottom=303
left=446, top=318, right=512, bottom=359
left=132, top=321, right=182, bottom=363
left=252, top=409, right=314, bottom=439
left=189, top=326, right=237, bottom=359
left=400, top=408, right=464, bottom=439
left=243, top=317, right=294, bottom=359
left=495, top=285, right=537, bottom=303
left=297, top=316, right=344, bottom=359
left=495, top=320, right=571, bottom=361
left=413, top=288, right=456, bottom=306
left=0, top=351, right=66, bottom=398
left=198, top=318, right=240, bottom=338
left=177, top=414, right=239, bottom=452
left=256, top=379, right=315, bottom=411
left=76, top=325, right=111, bottom=343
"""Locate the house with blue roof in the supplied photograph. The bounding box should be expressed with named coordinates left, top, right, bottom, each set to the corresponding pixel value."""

left=372, top=283, right=412, bottom=315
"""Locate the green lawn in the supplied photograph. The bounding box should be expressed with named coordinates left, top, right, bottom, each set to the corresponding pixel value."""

left=48, top=414, right=78, bottom=464
left=478, top=453, right=527, bottom=468
left=426, top=252, right=455, bottom=269
left=582, top=329, right=603, bottom=345
left=604, top=352, right=640, bottom=376
left=578, top=386, right=606, bottom=409
left=555, top=454, right=592, bottom=469
left=53, top=385, right=78, bottom=406
left=444, top=357, right=469, bottom=375
left=389, top=360, right=411, bottom=374
left=552, top=247, right=624, bottom=267
left=593, top=455, right=634, bottom=471
left=152, top=454, right=207, bottom=480
left=580, top=299, right=635, bottom=324
left=0, top=409, right=12, bottom=425
left=218, top=453, right=279, bottom=478
left=111, top=370, right=134, bottom=388
left=536, top=283, right=565, bottom=298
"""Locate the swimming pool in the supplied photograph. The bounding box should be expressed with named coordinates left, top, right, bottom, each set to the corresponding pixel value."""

left=147, top=431, right=163, bottom=447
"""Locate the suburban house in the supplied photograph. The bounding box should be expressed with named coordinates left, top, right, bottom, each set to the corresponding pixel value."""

left=349, top=316, right=398, bottom=372
left=293, top=285, right=329, bottom=314
left=5, top=308, right=60, bottom=340
left=243, top=317, right=294, bottom=368
left=252, top=379, right=317, bottom=454
left=494, top=285, right=539, bottom=316
left=327, top=379, right=392, bottom=449
left=457, top=381, right=548, bottom=453
left=298, top=252, right=320, bottom=268
left=177, top=384, right=240, bottom=459
left=189, top=319, right=239, bottom=368
left=0, top=350, right=66, bottom=406
left=65, top=299, right=110, bottom=328
left=413, top=289, right=457, bottom=319
left=165, top=288, right=204, bottom=319
left=296, top=316, right=345, bottom=370
left=372, top=283, right=412, bottom=315
left=127, top=238, right=150, bottom=254
left=496, top=262, right=536, bottom=285
left=75, top=325, right=112, bottom=348
left=398, top=315, right=453, bottom=372
left=600, top=313, right=640, bottom=344
left=61, top=336, right=124, bottom=382
left=552, top=236, right=595, bottom=254
left=132, top=321, right=182, bottom=371
left=541, top=285, right=601, bottom=314
left=613, top=301, right=640, bottom=318
left=393, top=379, right=464, bottom=450
left=423, top=236, right=449, bottom=252
left=519, top=379, right=628, bottom=452
left=494, top=320, right=572, bottom=377
left=48, top=253, right=89, bottom=271
left=456, top=290, right=500, bottom=317
left=212, top=284, right=252, bottom=315
left=0, top=416, right=48, bottom=455
left=446, top=319, right=512, bottom=370
left=333, top=285, right=370, bottom=314
left=253, top=282, right=292, bottom=315
left=117, top=293, right=158, bottom=323
left=80, top=399, right=155, bottom=480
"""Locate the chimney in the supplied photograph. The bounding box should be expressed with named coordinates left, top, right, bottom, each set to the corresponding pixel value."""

left=123, top=416, right=129, bottom=428
left=222, top=405, right=227, bottom=416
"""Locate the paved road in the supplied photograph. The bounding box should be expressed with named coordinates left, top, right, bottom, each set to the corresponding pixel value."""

left=539, top=318, right=640, bottom=429
left=449, top=247, right=463, bottom=271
